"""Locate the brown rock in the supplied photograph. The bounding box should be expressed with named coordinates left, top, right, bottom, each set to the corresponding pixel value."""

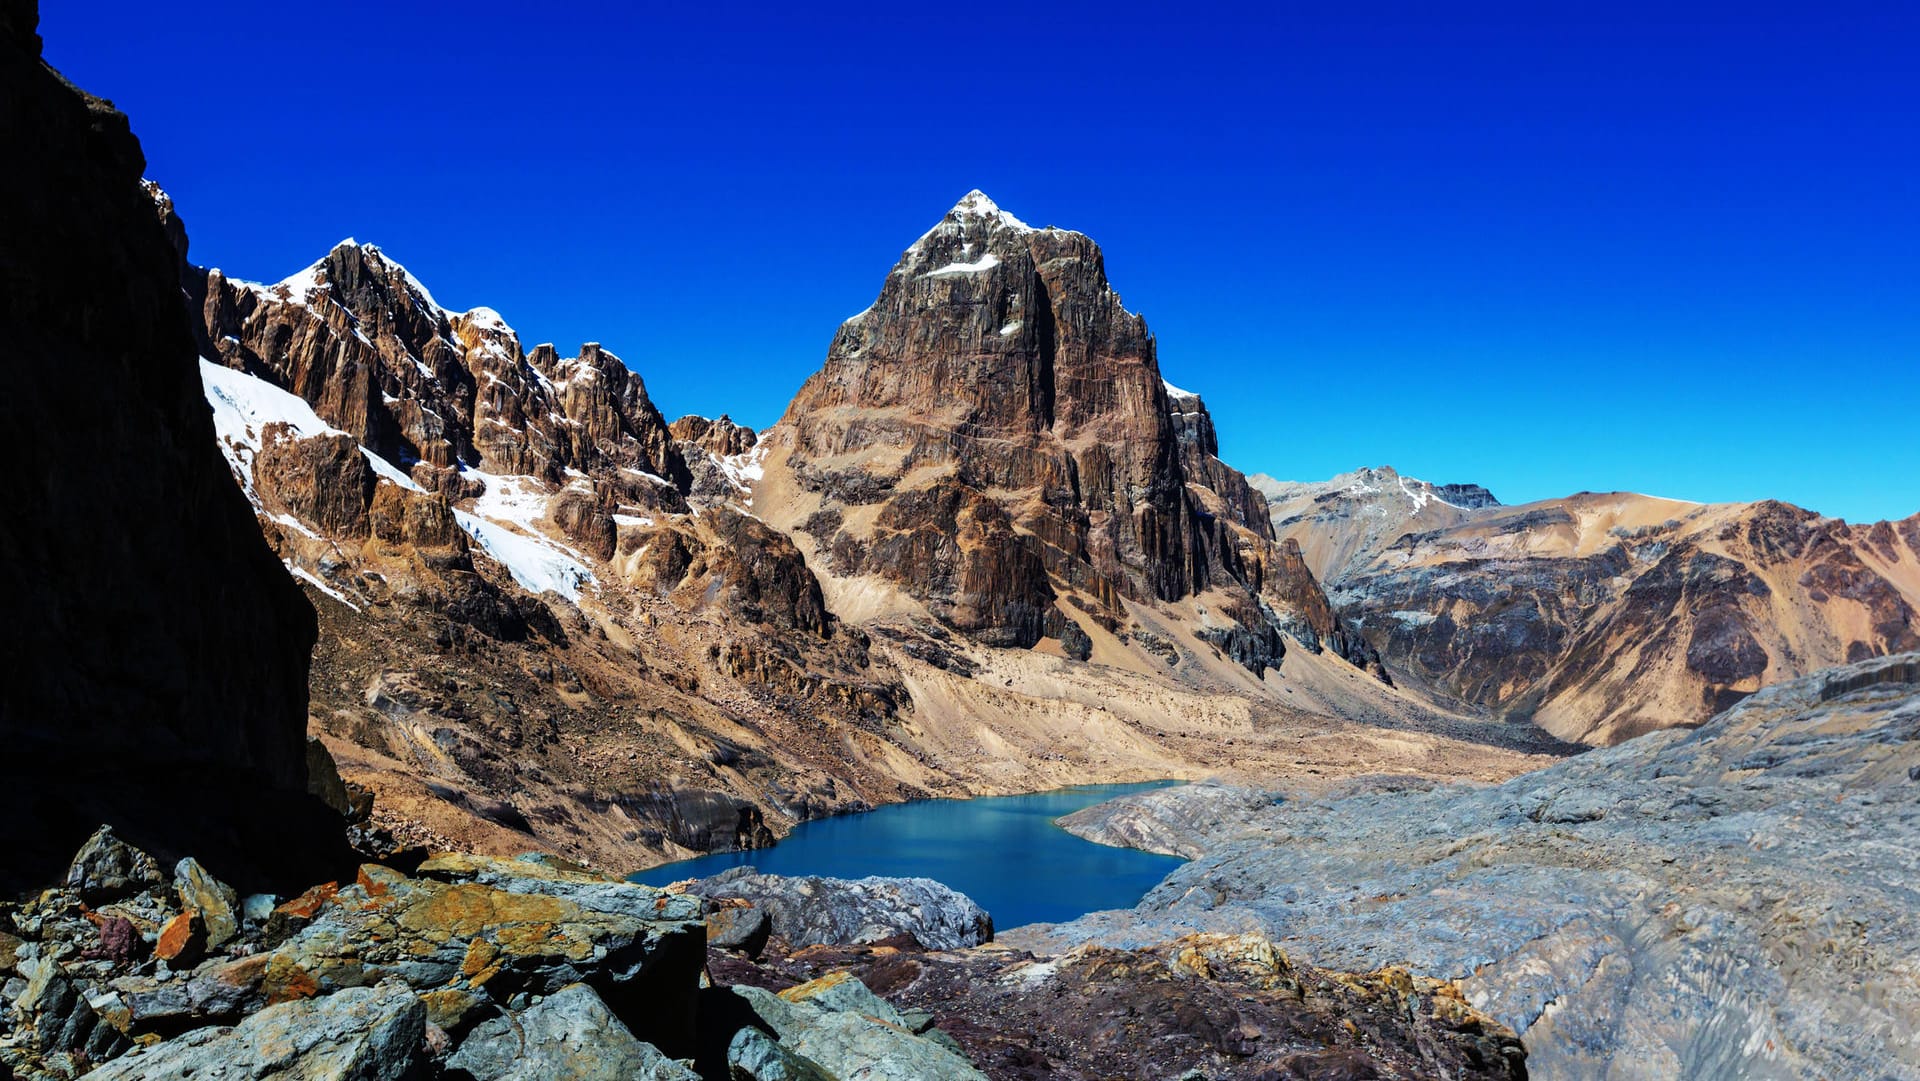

left=154, top=911, right=206, bottom=966
left=263, top=881, right=339, bottom=945
left=670, top=414, right=757, bottom=458
left=0, top=929, right=24, bottom=973
left=252, top=423, right=376, bottom=538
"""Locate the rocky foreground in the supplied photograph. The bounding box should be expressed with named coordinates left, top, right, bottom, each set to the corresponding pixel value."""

left=0, top=829, right=1526, bottom=1080
left=1046, top=652, right=1920, bottom=1079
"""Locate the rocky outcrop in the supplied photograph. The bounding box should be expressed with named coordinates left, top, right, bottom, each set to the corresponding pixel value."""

left=192, top=242, right=690, bottom=493
left=732, top=975, right=986, bottom=1081
left=84, top=981, right=427, bottom=1081
left=0, top=0, right=351, bottom=896
left=708, top=927, right=1526, bottom=1080
left=1, top=830, right=1005, bottom=1081
left=1032, top=653, right=1920, bottom=1078
left=671, top=415, right=758, bottom=459
left=678, top=870, right=993, bottom=951
left=444, top=983, right=699, bottom=1081
left=672, top=415, right=764, bottom=505
left=1057, top=782, right=1273, bottom=859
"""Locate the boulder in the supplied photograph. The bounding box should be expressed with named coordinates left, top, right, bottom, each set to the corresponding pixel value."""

left=10, top=959, right=128, bottom=1064
left=153, top=911, right=206, bottom=966
left=86, top=916, right=139, bottom=965
left=110, top=953, right=273, bottom=1035
left=704, top=902, right=771, bottom=958
left=83, top=980, right=426, bottom=1081
left=732, top=974, right=987, bottom=1081
left=685, top=870, right=991, bottom=951
left=62, top=827, right=163, bottom=903
left=444, top=982, right=697, bottom=1080
left=726, top=1026, right=833, bottom=1081
left=263, top=863, right=703, bottom=1055
left=265, top=864, right=701, bottom=994
left=174, top=857, right=242, bottom=949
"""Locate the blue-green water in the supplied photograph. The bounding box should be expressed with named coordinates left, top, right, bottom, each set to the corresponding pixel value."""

left=629, top=782, right=1186, bottom=929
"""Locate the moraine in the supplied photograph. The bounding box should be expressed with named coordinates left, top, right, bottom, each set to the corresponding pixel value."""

left=630, top=782, right=1186, bottom=929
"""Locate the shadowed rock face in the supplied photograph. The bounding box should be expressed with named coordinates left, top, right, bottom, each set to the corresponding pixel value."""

left=0, top=0, right=348, bottom=894
left=771, top=192, right=1367, bottom=674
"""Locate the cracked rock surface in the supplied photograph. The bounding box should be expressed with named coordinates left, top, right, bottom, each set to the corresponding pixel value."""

left=1035, top=653, right=1920, bottom=1079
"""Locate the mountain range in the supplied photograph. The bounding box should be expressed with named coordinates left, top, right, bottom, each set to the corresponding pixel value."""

left=146, top=180, right=1919, bottom=866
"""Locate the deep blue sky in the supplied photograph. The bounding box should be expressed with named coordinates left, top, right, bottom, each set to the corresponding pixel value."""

left=44, top=2, right=1918, bottom=522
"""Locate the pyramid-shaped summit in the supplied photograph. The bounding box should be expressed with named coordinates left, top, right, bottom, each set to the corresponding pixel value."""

left=764, top=188, right=1363, bottom=678
left=944, top=189, right=1033, bottom=230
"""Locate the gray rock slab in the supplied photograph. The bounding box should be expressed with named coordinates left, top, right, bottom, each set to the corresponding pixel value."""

left=84, top=980, right=425, bottom=1080
left=446, top=982, right=696, bottom=1080
left=686, top=871, right=991, bottom=950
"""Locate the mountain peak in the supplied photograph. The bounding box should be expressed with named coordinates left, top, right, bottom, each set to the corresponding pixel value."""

left=909, top=190, right=1034, bottom=252
left=949, top=189, right=1030, bottom=229
left=270, top=239, right=446, bottom=314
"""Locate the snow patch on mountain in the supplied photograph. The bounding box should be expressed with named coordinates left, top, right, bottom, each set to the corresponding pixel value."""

left=453, top=509, right=592, bottom=602
left=200, top=358, right=420, bottom=496
left=924, top=253, right=1002, bottom=278
left=203, top=359, right=590, bottom=601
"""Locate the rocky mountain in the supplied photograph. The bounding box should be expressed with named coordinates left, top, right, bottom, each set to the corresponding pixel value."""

left=1047, top=651, right=1920, bottom=1080
left=22, top=0, right=1920, bottom=1073
left=0, top=0, right=352, bottom=896
left=178, top=236, right=922, bottom=869
left=1260, top=468, right=1920, bottom=743
left=163, top=191, right=1568, bottom=870
left=755, top=191, right=1387, bottom=678
left=1253, top=465, right=1501, bottom=584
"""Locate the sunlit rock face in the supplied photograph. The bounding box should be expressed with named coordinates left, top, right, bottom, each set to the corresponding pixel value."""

left=769, top=191, right=1370, bottom=674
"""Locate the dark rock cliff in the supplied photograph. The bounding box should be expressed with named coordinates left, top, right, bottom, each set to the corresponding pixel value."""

left=0, top=0, right=350, bottom=894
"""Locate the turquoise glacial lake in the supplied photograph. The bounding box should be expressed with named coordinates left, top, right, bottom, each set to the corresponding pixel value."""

left=629, top=782, right=1186, bottom=930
